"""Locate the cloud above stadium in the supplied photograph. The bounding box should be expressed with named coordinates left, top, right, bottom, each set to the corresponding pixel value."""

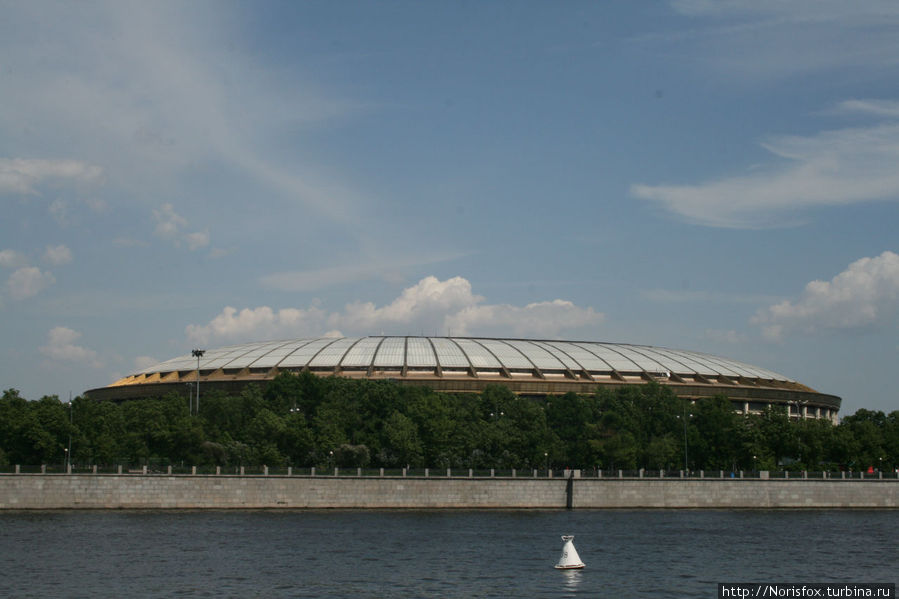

left=186, top=276, right=604, bottom=344
left=631, top=102, right=899, bottom=228
left=752, top=251, right=899, bottom=340
left=39, top=326, right=103, bottom=369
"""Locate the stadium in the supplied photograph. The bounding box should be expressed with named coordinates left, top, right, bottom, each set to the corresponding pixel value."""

left=87, top=336, right=840, bottom=421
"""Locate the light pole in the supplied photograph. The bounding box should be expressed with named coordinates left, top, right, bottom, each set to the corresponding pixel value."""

left=679, top=403, right=693, bottom=474
left=66, top=396, right=73, bottom=472
left=192, top=349, right=205, bottom=415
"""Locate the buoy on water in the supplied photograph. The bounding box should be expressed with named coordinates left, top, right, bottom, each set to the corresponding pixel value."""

left=554, top=535, right=585, bottom=569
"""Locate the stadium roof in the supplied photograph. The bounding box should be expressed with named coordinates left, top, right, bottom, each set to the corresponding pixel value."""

left=89, top=336, right=841, bottom=419
left=137, top=336, right=790, bottom=381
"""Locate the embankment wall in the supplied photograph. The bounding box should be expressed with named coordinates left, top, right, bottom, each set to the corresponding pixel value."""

left=1, top=475, right=897, bottom=509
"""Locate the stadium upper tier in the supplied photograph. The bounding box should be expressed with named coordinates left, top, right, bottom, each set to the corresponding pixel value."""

left=88, top=336, right=840, bottom=420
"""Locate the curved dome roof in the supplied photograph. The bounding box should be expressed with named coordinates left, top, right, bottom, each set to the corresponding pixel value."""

left=136, top=336, right=791, bottom=381
left=91, top=336, right=840, bottom=419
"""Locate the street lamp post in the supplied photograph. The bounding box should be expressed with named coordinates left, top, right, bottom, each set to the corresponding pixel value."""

left=66, top=396, right=73, bottom=472
left=679, top=403, right=693, bottom=474
left=192, top=349, right=205, bottom=416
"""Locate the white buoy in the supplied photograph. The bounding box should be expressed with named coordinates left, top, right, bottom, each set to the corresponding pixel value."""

left=554, top=535, right=585, bottom=569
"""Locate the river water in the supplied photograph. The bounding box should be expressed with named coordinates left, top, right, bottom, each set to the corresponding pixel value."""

left=1, top=510, right=895, bottom=598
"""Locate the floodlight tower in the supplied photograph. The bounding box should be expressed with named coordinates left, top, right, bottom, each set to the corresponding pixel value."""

left=192, top=349, right=205, bottom=415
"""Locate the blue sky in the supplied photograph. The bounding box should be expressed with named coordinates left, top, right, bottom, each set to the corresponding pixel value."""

left=2, top=0, right=898, bottom=415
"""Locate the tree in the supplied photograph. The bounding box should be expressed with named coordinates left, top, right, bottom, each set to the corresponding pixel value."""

left=691, top=396, right=742, bottom=470
left=383, top=411, right=423, bottom=467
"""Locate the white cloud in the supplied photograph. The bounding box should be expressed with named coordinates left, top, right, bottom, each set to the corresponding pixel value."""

left=330, top=276, right=483, bottom=333
left=666, top=1, right=899, bottom=81
left=185, top=230, right=210, bottom=251
left=6, top=266, right=55, bottom=300
left=153, top=203, right=187, bottom=239
left=0, top=3, right=365, bottom=231
left=445, top=299, right=604, bottom=338
left=0, top=158, right=103, bottom=196
left=835, top=99, right=899, bottom=119
left=0, top=249, right=27, bottom=269
left=187, top=276, right=603, bottom=344
left=632, top=113, right=899, bottom=228
left=152, top=203, right=210, bottom=251
left=43, top=244, right=73, bottom=266
left=186, top=305, right=329, bottom=345
left=39, top=326, right=102, bottom=368
left=751, top=251, right=899, bottom=340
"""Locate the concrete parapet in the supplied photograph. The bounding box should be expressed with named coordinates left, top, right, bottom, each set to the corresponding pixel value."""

left=0, top=475, right=896, bottom=510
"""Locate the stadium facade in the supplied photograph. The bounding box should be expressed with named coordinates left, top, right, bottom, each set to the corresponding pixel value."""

left=87, top=336, right=841, bottom=421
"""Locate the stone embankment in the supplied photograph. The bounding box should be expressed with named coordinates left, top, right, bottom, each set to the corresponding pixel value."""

left=1, top=471, right=897, bottom=509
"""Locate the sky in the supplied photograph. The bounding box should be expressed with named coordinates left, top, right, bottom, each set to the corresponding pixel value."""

left=2, top=0, right=898, bottom=416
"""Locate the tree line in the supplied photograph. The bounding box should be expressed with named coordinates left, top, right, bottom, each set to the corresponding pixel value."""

left=1, top=373, right=897, bottom=472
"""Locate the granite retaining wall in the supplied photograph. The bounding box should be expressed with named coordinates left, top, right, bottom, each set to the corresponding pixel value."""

left=1, top=475, right=897, bottom=509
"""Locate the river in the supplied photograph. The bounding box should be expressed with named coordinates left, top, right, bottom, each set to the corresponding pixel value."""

left=1, top=510, right=895, bottom=597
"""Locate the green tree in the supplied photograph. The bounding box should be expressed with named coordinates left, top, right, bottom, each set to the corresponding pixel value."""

left=383, top=411, right=423, bottom=467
